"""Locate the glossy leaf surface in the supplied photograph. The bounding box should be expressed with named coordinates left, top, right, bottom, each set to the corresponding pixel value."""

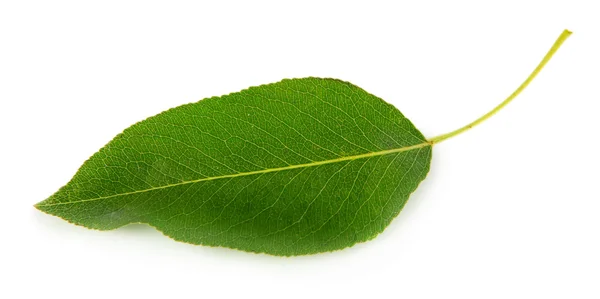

left=36, top=77, right=432, bottom=255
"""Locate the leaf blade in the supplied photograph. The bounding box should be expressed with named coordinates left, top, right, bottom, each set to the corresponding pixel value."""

left=36, top=77, right=432, bottom=255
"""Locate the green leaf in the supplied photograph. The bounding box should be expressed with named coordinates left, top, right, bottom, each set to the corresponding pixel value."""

left=36, top=77, right=432, bottom=255
left=35, top=30, right=571, bottom=256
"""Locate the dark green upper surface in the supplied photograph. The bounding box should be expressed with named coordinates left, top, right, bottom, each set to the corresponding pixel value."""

left=37, top=77, right=432, bottom=256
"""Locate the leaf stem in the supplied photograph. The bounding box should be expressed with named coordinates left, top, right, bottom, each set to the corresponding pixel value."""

left=427, top=29, right=572, bottom=145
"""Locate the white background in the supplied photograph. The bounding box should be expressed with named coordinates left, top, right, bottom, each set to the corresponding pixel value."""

left=1, top=1, right=599, bottom=298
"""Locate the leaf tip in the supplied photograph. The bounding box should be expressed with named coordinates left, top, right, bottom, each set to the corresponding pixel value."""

left=33, top=201, right=44, bottom=211
left=33, top=198, right=51, bottom=212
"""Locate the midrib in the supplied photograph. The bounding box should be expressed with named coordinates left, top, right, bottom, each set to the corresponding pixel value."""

left=37, top=141, right=432, bottom=207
